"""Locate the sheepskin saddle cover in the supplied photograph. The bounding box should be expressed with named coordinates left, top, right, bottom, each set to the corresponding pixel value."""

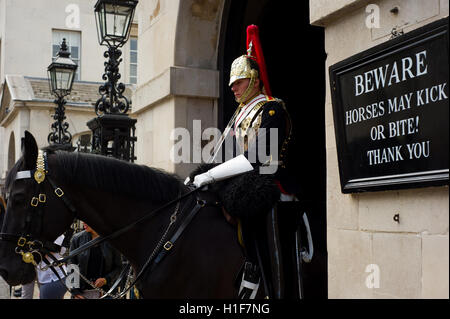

left=189, top=163, right=280, bottom=220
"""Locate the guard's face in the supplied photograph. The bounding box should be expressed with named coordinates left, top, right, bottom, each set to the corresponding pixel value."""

left=231, top=78, right=260, bottom=102
left=231, top=78, right=250, bottom=101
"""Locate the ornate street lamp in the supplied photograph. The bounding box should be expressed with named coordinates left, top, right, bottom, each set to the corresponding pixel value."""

left=95, top=0, right=138, bottom=48
left=88, top=0, right=138, bottom=162
left=47, top=38, right=78, bottom=149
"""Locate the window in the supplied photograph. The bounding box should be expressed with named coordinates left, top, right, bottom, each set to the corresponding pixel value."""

left=52, top=30, right=81, bottom=81
left=75, top=133, right=92, bottom=153
left=129, top=37, right=137, bottom=84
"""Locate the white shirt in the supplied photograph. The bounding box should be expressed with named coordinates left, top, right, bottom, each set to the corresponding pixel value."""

left=209, top=94, right=266, bottom=163
left=37, top=234, right=67, bottom=284
left=234, top=94, right=266, bottom=129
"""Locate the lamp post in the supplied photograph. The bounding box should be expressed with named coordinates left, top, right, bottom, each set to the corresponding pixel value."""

left=47, top=38, right=78, bottom=151
left=87, top=0, right=138, bottom=162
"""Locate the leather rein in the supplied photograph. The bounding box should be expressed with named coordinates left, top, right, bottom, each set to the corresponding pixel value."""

left=0, top=150, right=209, bottom=298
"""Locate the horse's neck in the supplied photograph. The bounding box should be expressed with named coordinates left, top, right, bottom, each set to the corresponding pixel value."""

left=70, top=186, right=161, bottom=266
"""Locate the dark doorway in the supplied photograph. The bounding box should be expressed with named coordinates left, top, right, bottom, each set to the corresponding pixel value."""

left=218, top=0, right=327, bottom=298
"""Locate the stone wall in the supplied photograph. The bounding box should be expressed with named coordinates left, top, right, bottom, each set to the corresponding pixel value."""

left=133, top=0, right=223, bottom=177
left=311, top=0, right=449, bottom=298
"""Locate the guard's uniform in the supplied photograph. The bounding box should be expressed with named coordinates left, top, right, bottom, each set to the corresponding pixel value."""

left=194, top=25, right=306, bottom=299
left=230, top=94, right=293, bottom=191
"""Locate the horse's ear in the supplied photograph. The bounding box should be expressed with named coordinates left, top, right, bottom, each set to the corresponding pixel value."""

left=22, top=131, right=38, bottom=169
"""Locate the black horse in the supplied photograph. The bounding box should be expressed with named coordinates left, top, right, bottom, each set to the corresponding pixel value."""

left=0, top=131, right=253, bottom=298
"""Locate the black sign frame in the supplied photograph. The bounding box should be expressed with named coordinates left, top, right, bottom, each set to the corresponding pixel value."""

left=329, top=18, right=449, bottom=193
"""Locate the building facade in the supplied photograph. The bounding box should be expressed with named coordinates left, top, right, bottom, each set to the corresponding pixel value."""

left=0, top=0, right=137, bottom=188
left=132, top=0, right=329, bottom=298
left=133, top=0, right=448, bottom=299
left=0, top=0, right=447, bottom=299
left=310, top=0, right=449, bottom=298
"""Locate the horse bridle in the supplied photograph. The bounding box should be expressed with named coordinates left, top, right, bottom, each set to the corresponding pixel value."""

left=0, top=150, right=76, bottom=268
left=0, top=149, right=214, bottom=298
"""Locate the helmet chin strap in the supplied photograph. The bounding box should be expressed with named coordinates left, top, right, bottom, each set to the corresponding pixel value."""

left=237, top=70, right=258, bottom=104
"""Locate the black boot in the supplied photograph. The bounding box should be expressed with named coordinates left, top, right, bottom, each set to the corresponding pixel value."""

left=239, top=218, right=274, bottom=299
left=13, top=287, right=22, bottom=297
left=238, top=261, right=261, bottom=299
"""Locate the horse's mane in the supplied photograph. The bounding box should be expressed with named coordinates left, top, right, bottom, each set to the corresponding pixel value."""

left=50, top=151, right=184, bottom=203
left=6, top=150, right=280, bottom=217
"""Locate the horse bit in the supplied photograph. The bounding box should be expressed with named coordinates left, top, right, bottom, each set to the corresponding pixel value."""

left=0, top=150, right=73, bottom=270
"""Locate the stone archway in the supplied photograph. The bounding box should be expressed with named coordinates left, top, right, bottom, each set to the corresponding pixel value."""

left=156, top=0, right=327, bottom=298
left=169, top=0, right=226, bottom=176
left=73, top=131, right=92, bottom=153
left=218, top=0, right=328, bottom=298
left=174, top=0, right=224, bottom=70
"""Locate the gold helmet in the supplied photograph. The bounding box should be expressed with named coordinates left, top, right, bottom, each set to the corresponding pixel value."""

left=229, top=54, right=259, bottom=103
left=229, top=54, right=258, bottom=86
left=228, top=25, right=271, bottom=103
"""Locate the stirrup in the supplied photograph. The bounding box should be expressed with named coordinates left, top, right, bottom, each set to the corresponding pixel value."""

left=238, top=261, right=260, bottom=299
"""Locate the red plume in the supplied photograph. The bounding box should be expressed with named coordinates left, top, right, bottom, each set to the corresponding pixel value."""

left=246, top=25, right=272, bottom=97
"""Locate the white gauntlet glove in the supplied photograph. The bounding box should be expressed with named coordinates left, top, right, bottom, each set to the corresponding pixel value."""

left=189, top=155, right=254, bottom=188
left=193, top=171, right=215, bottom=187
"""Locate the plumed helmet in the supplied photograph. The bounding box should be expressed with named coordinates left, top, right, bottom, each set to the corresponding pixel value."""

left=228, top=25, right=272, bottom=100
left=229, top=55, right=258, bottom=86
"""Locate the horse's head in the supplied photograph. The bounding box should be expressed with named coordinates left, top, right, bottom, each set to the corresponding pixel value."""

left=0, top=131, right=74, bottom=286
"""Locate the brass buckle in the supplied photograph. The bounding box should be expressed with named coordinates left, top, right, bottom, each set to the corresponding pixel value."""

left=54, top=188, right=64, bottom=197
left=163, top=241, right=173, bottom=251
left=30, top=197, right=39, bottom=207
left=38, top=194, right=46, bottom=203
left=17, top=237, right=27, bottom=247
left=28, top=240, right=43, bottom=249
left=197, top=199, right=206, bottom=207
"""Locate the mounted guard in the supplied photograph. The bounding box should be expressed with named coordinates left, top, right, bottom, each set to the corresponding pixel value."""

left=187, top=25, right=313, bottom=299
left=0, top=25, right=313, bottom=300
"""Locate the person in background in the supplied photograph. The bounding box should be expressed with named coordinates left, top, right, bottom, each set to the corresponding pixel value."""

left=21, top=279, right=36, bottom=299
left=69, top=222, right=122, bottom=299
left=36, top=234, right=68, bottom=299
